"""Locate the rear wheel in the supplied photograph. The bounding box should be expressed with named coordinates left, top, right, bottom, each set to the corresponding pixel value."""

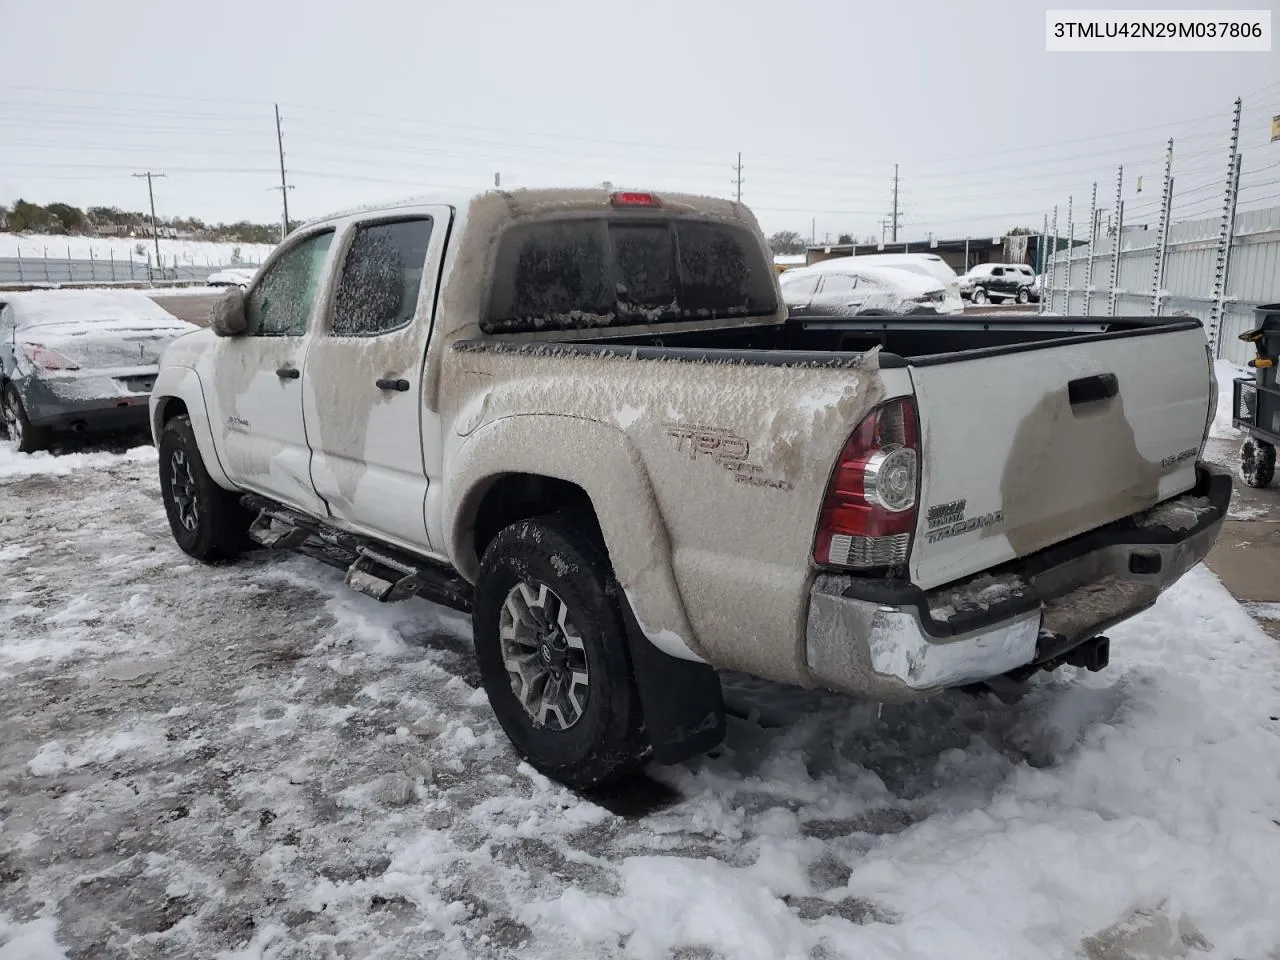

left=473, top=516, right=649, bottom=790
left=2, top=385, right=49, bottom=454
left=157, top=415, right=252, bottom=561
left=1241, top=438, right=1276, bottom=488
left=970, top=287, right=988, bottom=306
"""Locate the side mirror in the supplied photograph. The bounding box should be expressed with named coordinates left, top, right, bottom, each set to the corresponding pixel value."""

left=211, top=288, right=248, bottom=337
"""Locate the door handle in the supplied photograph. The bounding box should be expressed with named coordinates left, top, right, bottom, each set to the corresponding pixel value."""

left=376, top=378, right=410, bottom=392
left=275, top=367, right=300, bottom=380
left=1068, top=373, right=1118, bottom=405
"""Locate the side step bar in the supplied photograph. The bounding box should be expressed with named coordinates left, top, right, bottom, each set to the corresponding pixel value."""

left=346, top=548, right=425, bottom=603
left=241, top=495, right=474, bottom=613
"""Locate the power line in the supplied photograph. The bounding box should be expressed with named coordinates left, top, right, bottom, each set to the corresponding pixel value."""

left=0, top=83, right=1262, bottom=175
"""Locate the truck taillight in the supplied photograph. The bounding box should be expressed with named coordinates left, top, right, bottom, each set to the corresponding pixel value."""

left=813, top=397, right=920, bottom=571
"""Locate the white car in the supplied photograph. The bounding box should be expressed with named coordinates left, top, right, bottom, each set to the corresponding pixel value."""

left=845, top=253, right=964, bottom=315
left=206, top=268, right=258, bottom=289
left=781, top=260, right=950, bottom=318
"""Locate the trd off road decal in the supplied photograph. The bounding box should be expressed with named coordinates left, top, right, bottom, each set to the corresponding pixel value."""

left=665, top=424, right=793, bottom=492
left=924, top=497, right=1003, bottom=544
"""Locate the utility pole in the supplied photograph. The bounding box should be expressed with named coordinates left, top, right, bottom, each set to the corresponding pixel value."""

left=132, top=171, right=166, bottom=276
left=733, top=152, right=744, bottom=203
left=811, top=217, right=816, bottom=245
left=890, top=163, right=900, bottom=242
left=274, top=103, right=292, bottom=240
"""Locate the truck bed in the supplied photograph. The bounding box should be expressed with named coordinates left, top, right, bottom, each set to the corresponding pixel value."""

left=457, top=313, right=1213, bottom=593
left=564, top=314, right=1201, bottom=366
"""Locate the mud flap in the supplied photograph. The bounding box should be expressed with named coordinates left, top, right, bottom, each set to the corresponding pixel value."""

left=616, top=592, right=725, bottom=765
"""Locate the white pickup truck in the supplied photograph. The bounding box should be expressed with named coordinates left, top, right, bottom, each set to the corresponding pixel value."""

left=150, top=188, right=1230, bottom=789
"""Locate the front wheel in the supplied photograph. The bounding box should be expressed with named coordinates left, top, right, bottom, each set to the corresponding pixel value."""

left=1015, top=287, right=1031, bottom=304
left=473, top=516, right=649, bottom=790
left=970, top=287, right=988, bottom=306
left=2, top=385, right=49, bottom=453
left=157, top=415, right=252, bottom=561
left=1241, top=438, right=1276, bottom=488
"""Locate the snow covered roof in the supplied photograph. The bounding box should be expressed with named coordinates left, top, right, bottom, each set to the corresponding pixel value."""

left=1, top=289, right=196, bottom=333
left=773, top=254, right=807, bottom=266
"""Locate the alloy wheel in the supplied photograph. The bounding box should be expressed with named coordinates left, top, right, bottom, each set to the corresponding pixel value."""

left=499, top=580, right=590, bottom=731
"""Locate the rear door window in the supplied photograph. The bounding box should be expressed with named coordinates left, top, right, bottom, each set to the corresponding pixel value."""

left=331, top=218, right=433, bottom=337
left=485, top=216, right=777, bottom=333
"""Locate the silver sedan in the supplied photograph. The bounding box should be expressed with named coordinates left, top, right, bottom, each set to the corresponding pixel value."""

left=0, top=290, right=198, bottom=452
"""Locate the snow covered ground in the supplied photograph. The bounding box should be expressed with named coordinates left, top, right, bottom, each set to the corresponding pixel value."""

left=1211, top=359, right=1250, bottom=441
left=1, top=445, right=1279, bottom=960
left=0, top=233, right=275, bottom=267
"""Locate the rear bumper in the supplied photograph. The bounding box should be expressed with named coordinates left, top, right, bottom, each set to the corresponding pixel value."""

left=19, top=376, right=153, bottom=434
left=803, top=462, right=1230, bottom=701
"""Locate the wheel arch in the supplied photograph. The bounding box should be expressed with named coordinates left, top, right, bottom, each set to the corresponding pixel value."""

left=151, top=366, right=234, bottom=490
left=444, top=413, right=706, bottom=664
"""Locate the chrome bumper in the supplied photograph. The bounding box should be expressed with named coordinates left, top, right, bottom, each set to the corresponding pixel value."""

left=803, top=463, right=1231, bottom=701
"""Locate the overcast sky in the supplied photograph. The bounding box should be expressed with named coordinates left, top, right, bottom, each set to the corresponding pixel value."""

left=1, top=0, right=1277, bottom=244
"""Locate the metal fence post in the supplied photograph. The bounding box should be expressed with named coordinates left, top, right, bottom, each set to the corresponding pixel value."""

left=1047, top=206, right=1059, bottom=314
left=109, top=249, right=116, bottom=281
left=1083, top=182, right=1099, bottom=315
left=88, top=248, right=96, bottom=282
left=1208, top=97, right=1243, bottom=357
left=15, top=248, right=23, bottom=282
left=43, top=245, right=50, bottom=283
left=1037, top=214, right=1048, bottom=315
left=1063, top=196, right=1074, bottom=314
left=1107, top=165, right=1124, bottom=316
left=1151, top=139, right=1174, bottom=315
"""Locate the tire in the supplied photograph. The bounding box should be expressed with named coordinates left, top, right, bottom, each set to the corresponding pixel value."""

left=157, top=415, right=252, bottom=561
left=1015, top=287, right=1030, bottom=304
left=1240, top=438, right=1276, bottom=488
left=473, top=516, right=649, bottom=790
left=970, top=287, right=988, bottom=305
left=2, top=384, right=50, bottom=453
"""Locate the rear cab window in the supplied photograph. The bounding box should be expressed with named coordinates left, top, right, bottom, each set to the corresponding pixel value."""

left=484, top=214, right=777, bottom=334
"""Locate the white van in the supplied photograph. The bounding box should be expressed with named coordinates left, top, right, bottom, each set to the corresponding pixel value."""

left=847, top=253, right=964, bottom=315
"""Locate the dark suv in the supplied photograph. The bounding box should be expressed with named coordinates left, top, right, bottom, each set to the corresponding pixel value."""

left=961, top=263, right=1036, bottom=305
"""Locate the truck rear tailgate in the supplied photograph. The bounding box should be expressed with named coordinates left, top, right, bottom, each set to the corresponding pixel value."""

left=907, top=323, right=1212, bottom=590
